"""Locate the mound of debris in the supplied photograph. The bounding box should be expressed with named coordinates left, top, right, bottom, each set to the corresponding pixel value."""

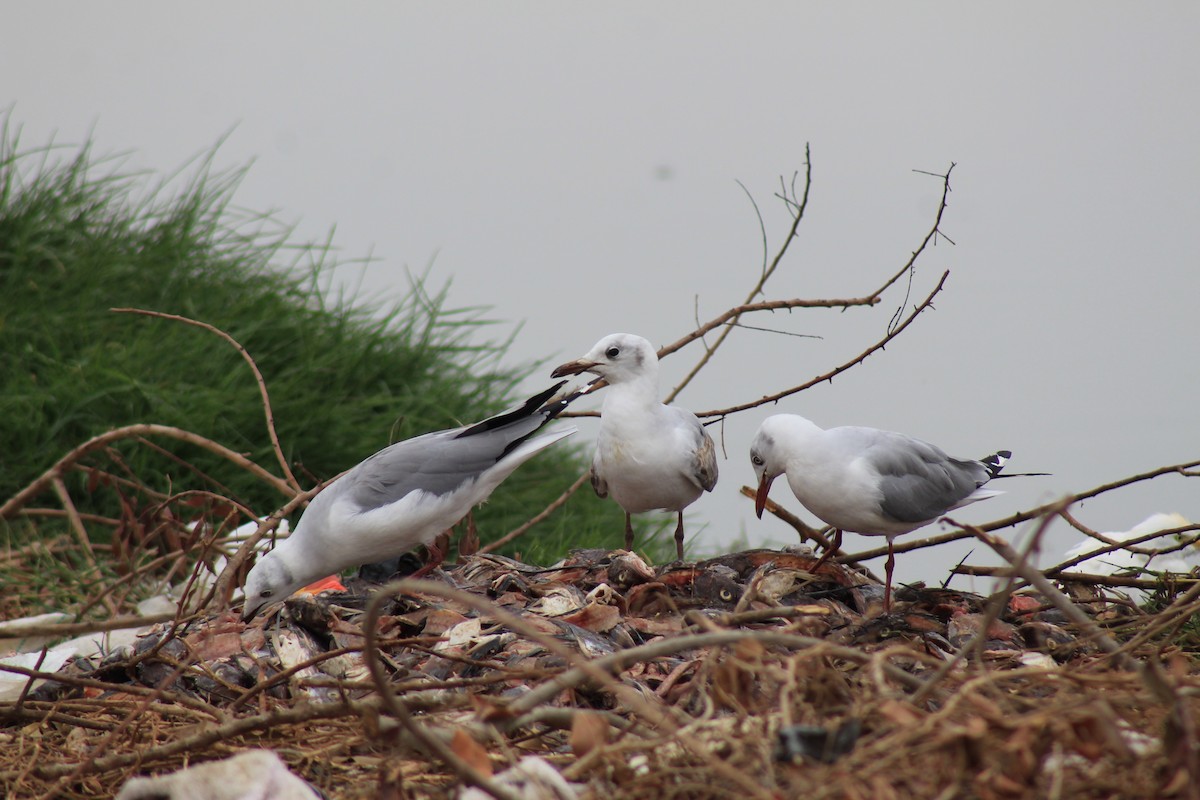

left=4, top=546, right=1198, bottom=800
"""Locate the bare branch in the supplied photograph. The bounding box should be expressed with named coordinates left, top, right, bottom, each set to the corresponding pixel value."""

left=869, top=163, right=956, bottom=300
left=1, top=424, right=297, bottom=520
left=664, top=146, right=813, bottom=403
left=952, top=515, right=1137, bottom=671
left=698, top=270, right=949, bottom=419
left=111, top=308, right=302, bottom=493
left=481, top=470, right=591, bottom=554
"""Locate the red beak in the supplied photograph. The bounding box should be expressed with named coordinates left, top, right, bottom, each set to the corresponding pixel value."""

left=754, top=475, right=775, bottom=518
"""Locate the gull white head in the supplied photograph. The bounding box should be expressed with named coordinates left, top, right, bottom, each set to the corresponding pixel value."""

left=749, top=415, right=819, bottom=518
left=242, top=546, right=309, bottom=621
left=550, top=333, right=659, bottom=387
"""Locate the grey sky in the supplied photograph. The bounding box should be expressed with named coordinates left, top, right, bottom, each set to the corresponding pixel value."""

left=6, top=4, right=1198, bottom=587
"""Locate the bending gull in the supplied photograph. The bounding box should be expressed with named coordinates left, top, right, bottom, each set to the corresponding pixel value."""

left=750, top=413, right=1009, bottom=611
left=551, top=333, right=717, bottom=560
left=243, top=382, right=578, bottom=620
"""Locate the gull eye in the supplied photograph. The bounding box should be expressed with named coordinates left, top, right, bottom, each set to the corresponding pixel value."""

left=751, top=454, right=764, bottom=467
left=605, top=346, right=620, bottom=359
left=260, top=590, right=273, bottom=598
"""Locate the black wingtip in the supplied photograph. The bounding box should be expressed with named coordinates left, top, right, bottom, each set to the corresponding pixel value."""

left=455, top=380, right=572, bottom=439
left=541, top=382, right=590, bottom=422
left=980, top=450, right=1010, bottom=479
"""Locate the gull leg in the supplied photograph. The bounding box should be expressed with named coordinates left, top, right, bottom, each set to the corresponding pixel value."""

left=883, top=539, right=896, bottom=613
left=674, top=512, right=685, bottom=561
left=810, top=528, right=843, bottom=572
left=624, top=512, right=634, bottom=551
left=412, top=530, right=451, bottom=579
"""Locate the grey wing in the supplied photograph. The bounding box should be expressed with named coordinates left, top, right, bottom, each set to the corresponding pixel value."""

left=670, top=406, right=718, bottom=492
left=345, top=430, right=488, bottom=510
left=868, top=433, right=988, bottom=524
left=347, top=410, right=550, bottom=511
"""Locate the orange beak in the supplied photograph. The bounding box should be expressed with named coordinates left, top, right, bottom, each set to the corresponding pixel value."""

left=550, top=358, right=599, bottom=379
left=754, top=474, right=775, bottom=518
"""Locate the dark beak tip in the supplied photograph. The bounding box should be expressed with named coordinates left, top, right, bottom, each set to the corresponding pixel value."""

left=753, top=475, right=772, bottom=519
left=550, top=360, right=592, bottom=379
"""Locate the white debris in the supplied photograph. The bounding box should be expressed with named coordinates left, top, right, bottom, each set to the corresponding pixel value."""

left=0, top=646, right=77, bottom=702
left=459, top=756, right=582, bottom=800
left=1063, top=512, right=1198, bottom=601
left=115, top=749, right=320, bottom=800
left=0, top=611, right=71, bottom=656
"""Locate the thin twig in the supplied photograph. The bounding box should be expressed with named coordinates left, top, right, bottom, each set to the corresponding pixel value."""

left=952, top=517, right=1137, bottom=670
left=870, top=163, right=956, bottom=299
left=50, top=476, right=100, bottom=574
left=698, top=270, right=950, bottom=418
left=111, top=307, right=302, bottom=493
left=1, top=424, right=297, bottom=520
left=909, top=510, right=1057, bottom=707
left=736, top=485, right=826, bottom=544
left=664, top=149, right=813, bottom=403
left=951, top=565, right=1200, bottom=591
left=481, top=470, right=591, bottom=554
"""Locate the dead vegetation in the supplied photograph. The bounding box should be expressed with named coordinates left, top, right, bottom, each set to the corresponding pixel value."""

left=3, top=155, right=1199, bottom=799
left=3, top=539, right=1200, bottom=799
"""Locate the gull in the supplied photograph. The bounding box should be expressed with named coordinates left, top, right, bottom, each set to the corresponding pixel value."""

left=551, top=333, right=717, bottom=560
left=242, top=382, right=578, bottom=620
left=750, top=413, right=1010, bottom=611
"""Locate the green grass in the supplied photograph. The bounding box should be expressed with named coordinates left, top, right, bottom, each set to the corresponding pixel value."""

left=0, top=117, right=671, bottom=614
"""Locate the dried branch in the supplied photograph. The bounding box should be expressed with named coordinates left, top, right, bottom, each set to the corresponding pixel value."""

left=952, top=516, right=1137, bottom=670
left=909, top=510, right=1057, bottom=707
left=1, top=424, right=296, bottom=520
left=663, top=147, right=814, bottom=404
left=23, top=697, right=377, bottom=780
left=481, top=470, right=591, bottom=554
left=699, top=270, right=949, bottom=419
left=870, top=163, right=956, bottom=299
left=736, top=484, right=826, bottom=543
left=659, top=294, right=880, bottom=362
left=50, top=476, right=100, bottom=573
left=952, top=565, right=1200, bottom=591
left=1042, top=519, right=1200, bottom=576
left=111, top=308, right=301, bottom=493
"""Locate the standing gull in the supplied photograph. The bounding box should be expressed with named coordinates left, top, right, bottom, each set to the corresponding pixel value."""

left=242, top=382, right=578, bottom=620
left=750, top=414, right=1010, bottom=611
left=551, top=333, right=717, bottom=560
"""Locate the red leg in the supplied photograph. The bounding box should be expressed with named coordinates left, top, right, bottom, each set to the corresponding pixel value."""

left=883, top=539, right=896, bottom=613
left=810, top=528, right=843, bottom=572
left=412, top=536, right=449, bottom=578
left=674, top=512, right=685, bottom=561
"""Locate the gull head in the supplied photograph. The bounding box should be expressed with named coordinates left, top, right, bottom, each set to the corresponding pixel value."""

left=551, top=333, right=658, bottom=386
left=749, top=417, right=789, bottom=518
left=242, top=549, right=305, bottom=621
